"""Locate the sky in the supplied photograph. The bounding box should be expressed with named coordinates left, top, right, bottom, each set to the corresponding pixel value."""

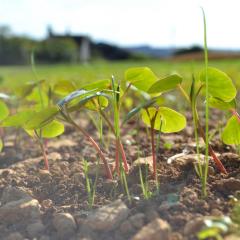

left=0, top=0, right=240, bottom=49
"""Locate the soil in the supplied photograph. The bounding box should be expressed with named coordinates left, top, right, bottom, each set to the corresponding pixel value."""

left=0, top=112, right=239, bottom=240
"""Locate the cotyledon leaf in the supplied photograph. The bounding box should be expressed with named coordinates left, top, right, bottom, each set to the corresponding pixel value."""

left=209, top=97, right=236, bottom=111
left=24, top=106, right=60, bottom=130
left=141, top=107, right=186, bottom=133
left=148, top=74, right=182, bottom=94
left=1, top=110, right=35, bottom=127
left=125, top=67, right=158, bottom=92
left=200, top=67, right=237, bottom=102
left=222, top=116, right=240, bottom=145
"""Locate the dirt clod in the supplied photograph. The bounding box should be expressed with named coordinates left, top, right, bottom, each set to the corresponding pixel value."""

left=52, top=212, right=77, bottom=238
left=84, top=199, right=129, bottom=231
left=131, top=218, right=171, bottom=240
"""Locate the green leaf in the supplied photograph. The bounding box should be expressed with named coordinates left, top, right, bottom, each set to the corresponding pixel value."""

left=141, top=107, right=186, bottom=133
left=148, top=74, right=182, bottom=94
left=125, top=67, right=158, bottom=92
left=209, top=97, right=236, bottom=110
left=123, top=98, right=157, bottom=125
left=189, top=75, right=196, bottom=103
left=53, top=80, right=77, bottom=96
left=1, top=110, right=35, bottom=127
left=82, top=79, right=110, bottom=91
left=0, top=138, right=3, bottom=152
left=197, top=227, right=221, bottom=240
left=67, top=91, right=110, bottom=112
left=222, top=116, right=240, bottom=145
left=15, top=79, right=45, bottom=98
left=37, top=120, right=64, bottom=138
left=24, top=106, right=59, bottom=130
left=26, top=88, right=48, bottom=105
left=200, top=67, right=237, bottom=102
left=57, top=89, right=97, bottom=108
left=0, top=100, right=9, bottom=121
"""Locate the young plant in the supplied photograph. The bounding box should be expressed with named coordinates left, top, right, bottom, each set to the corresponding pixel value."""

left=123, top=67, right=186, bottom=180
left=1, top=107, right=64, bottom=170
left=79, top=79, right=129, bottom=176
left=22, top=88, right=114, bottom=179
left=140, top=106, right=186, bottom=179
left=138, top=155, right=153, bottom=199
left=177, top=11, right=237, bottom=196
left=82, top=158, right=99, bottom=208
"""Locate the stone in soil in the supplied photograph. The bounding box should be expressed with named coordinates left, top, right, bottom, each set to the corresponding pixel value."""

left=1, top=186, right=32, bottom=204
left=84, top=199, right=129, bottom=231
left=183, top=217, right=204, bottom=236
left=5, top=232, right=24, bottom=240
left=215, top=178, right=240, bottom=193
left=52, top=212, right=77, bottom=239
left=131, top=218, right=171, bottom=240
left=0, top=187, right=41, bottom=225
left=26, top=220, right=45, bottom=238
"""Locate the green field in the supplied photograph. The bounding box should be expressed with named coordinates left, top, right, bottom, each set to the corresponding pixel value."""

left=1, top=59, right=240, bottom=91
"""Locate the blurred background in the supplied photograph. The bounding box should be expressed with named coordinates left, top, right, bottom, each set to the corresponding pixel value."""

left=0, top=0, right=240, bottom=65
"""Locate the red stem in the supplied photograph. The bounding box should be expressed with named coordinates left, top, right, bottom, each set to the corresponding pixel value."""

left=151, top=126, right=157, bottom=178
left=198, top=121, right=227, bottom=174
left=114, top=140, right=129, bottom=175
left=100, top=110, right=128, bottom=174
left=119, top=142, right=129, bottom=173
left=70, top=120, right=113, bottom=179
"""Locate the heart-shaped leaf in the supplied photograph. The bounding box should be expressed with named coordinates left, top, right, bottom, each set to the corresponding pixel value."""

left=1, top=110, right=35, bottom=127
left=24, top=106, right=59, bottom=130
left=222, top=116, right=240, bottom=145
left=33, top=120, right=65, bottom=138
left=125, top=67, right=158, bottom=92
left=15, top=79, right=45, bottom=98
left=53, top=80, right=77, bottom=96
left=82, top=79, right=110, bottom=91
left=200, top=67, right=237, bottom=102
left=209, top=97, right=236, bottom=110
left=148, top=74, right=182, bottom=94
left=26, top=88, right=49, bottom=105
left=141, top=107, right=186, bottom=133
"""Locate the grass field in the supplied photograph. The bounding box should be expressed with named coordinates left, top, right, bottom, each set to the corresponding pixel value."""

left=1, top=59, right=240, bottom=91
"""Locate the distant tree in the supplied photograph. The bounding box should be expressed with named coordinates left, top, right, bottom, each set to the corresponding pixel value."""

left=35, top=38, right=78, bottom=63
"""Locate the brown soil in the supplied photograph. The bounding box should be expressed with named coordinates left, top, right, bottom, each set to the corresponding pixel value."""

left=0, top=114, right=239, bottom=240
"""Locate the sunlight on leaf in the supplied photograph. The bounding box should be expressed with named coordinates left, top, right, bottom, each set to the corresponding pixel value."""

left=200, top=67, right=237, bottom=102
left=148, top=74, right=182, bottom=94
left=141, top=107, right=186, bottom=133
left=1, top=110, right=35, bottom=127
left=222, top=116, right=240, bottom=145
left=125, top=67, right=158, bottom=92
left=24, top=106, right=59, bottom=130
